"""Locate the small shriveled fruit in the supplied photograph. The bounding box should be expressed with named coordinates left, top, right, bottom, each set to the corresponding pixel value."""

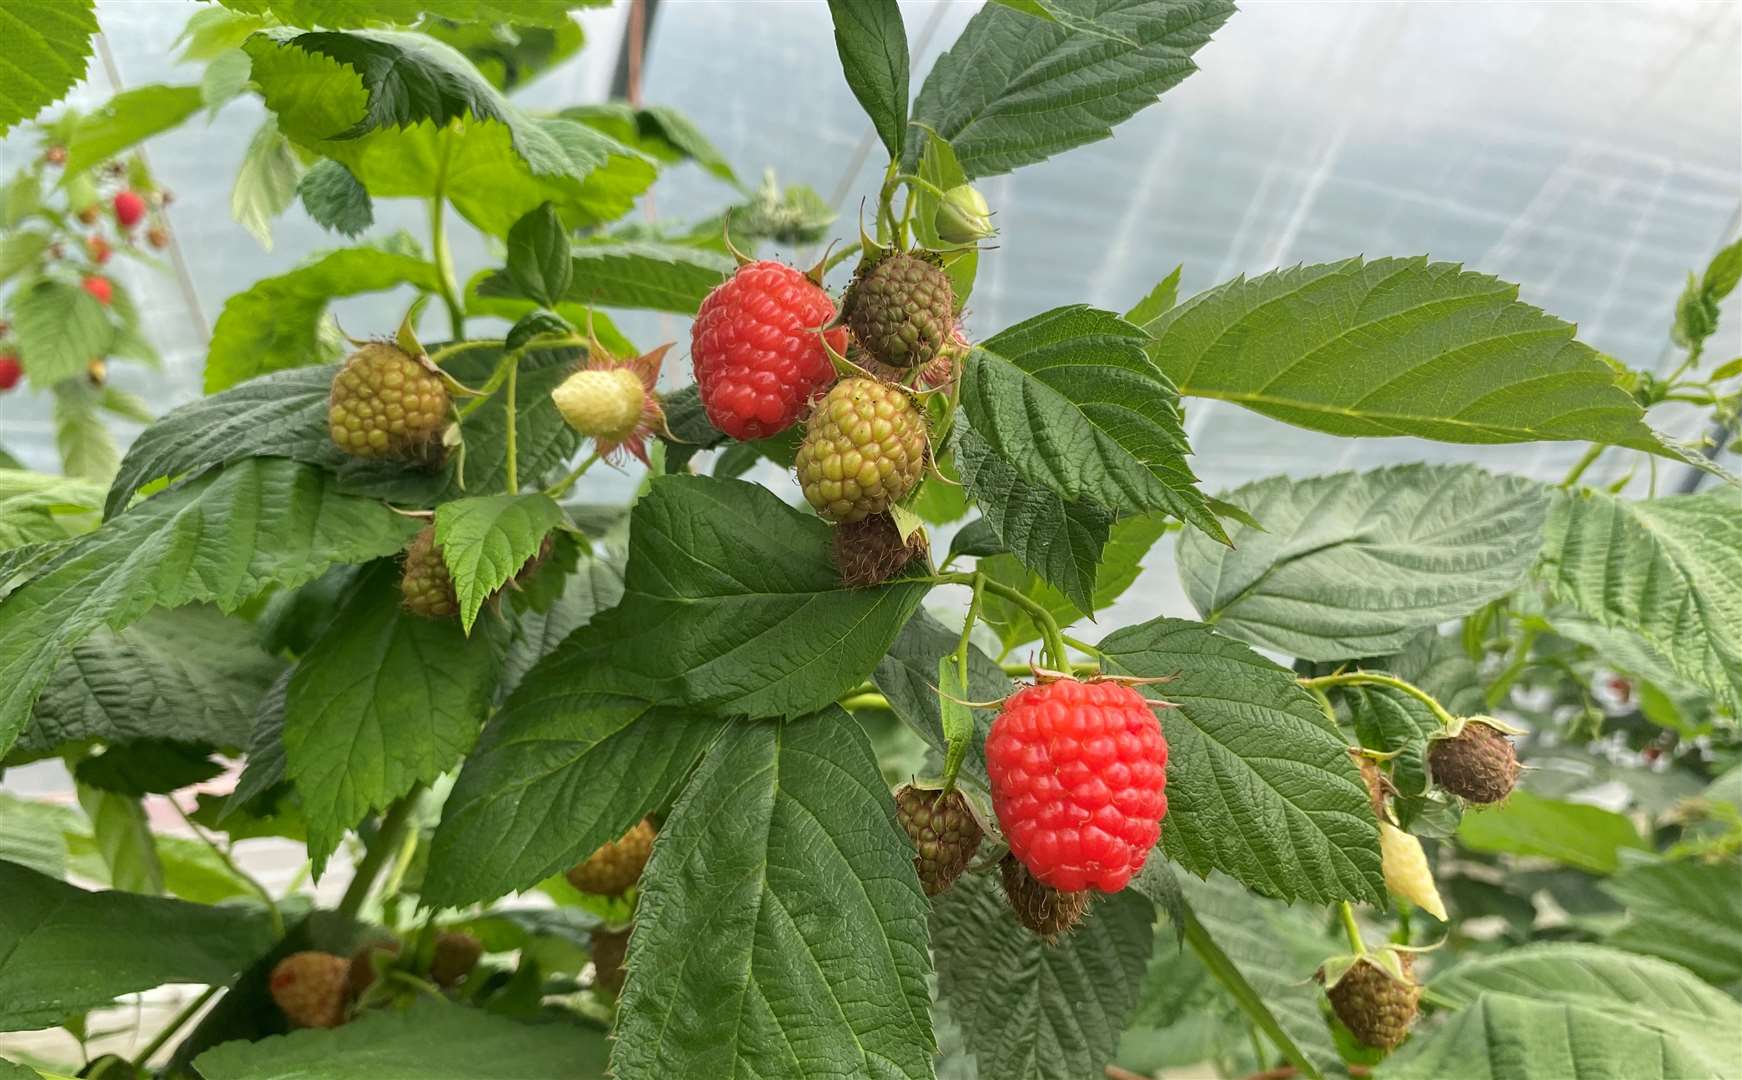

left=269, top=951, right=351, bottom=1029
left=999, top=853, right=1090, bottom=939
left=327, top=342, right=449, bottom=462
left=430, top=931, right=483, bottom=987
left=1428, top=716, right=1521, bottom=804
left=795, top=377, right=927, bottom=523
left=1379, top=822, right=1447, bottom=921
left=400, top=526, right=458, bottom=619
left=348, top=939, right=401, bottom=997
left=1323, top=951, right=1419, bottom=1050
left=566, top=818, right=655, bottom=896
left=842, top=251, right=955, bottom=370
left=986, top=677, right=1168, bottom=893
left=831, top=512, right=929, bottom=587
left=894, top=785, right=983, bottom=896
left=590, top=927, right=630, bottom=996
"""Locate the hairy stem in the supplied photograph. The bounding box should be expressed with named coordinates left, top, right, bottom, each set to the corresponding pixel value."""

left=1559, top=442, right=1606, bottom=488
left=1298, top=671, right=1458, bottom=729
left=429, top=133, right=465, bottom=340
left=504, top=360, right=519, bottom=494
left=427, top=339, right=502, bottom=366
left=131, top=984, right=220, bottom=1069
left=544, top=451, right=602, bottom=499
left=1339, top=901, right=1365, bottom=955
left=337, top=788, right=423, bottom=920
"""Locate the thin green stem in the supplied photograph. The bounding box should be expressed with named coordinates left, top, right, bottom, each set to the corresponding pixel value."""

left=544, top=450, right=602, bottom=498
left=1245, top=1023, right=1270, bottom=1074
left=379, top=813, right=421, bottom=902
left=940, top=577, right=987, bottom=794
left=962, top=575, right=1070, bottom=671
left=427, top=339, right=502, bottom=366
left=1484, top=627, right=1540, bottom=708
left=454, top=351, right=516, bottom=420
left=820, top=242, right=862, bottom=276
left=1339, top=901, right=1365, bottom=955
left=1662, top=338, right=1705, bottom=387
left=1560, top=442, right=1606, bottom=488
left=337, top=788, right=423, bottom=920
left=131, top=984, right=220, bottom=1069
left=838, top=691, right=890, bottom=712
left=1300, top=671, right=1458, bottom=729
left=504, top=360, right=519, bottom=494
left=429, top=133, right=465, bottom=340
left=1060, top=633, right=1101, bottom=657
left=170, top=800, right=281, bottom=938
left=875, top=158, right=900, bottom=246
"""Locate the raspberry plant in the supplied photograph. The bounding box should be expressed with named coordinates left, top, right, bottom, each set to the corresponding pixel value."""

left=1, top=2, right=1740, bottom=1080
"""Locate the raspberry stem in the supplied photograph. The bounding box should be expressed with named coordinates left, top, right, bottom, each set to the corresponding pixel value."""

left=130, top=984, right=220, bottom=1069
left=504, top=359, right=519, bottom=493
left=1339, top=901, right=1366, bottom=955
left=929, top=571, right=1071, bottom=671
left=428, top=140, right=465, bottom=339
left=1298, top=672, right=1457, bottom=730
left=338, top=786, right=424, bottom=919
left=544, top=450, right=602, bottom=498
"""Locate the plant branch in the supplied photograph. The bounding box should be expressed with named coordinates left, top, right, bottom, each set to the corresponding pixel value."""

left=1299, top=671, right=1458, bottom=729
left=428, top=339, right=502, bottom=366
left=504, top=359, right=519, bottom=494
left=131, top=984, right=220, bottom=1069
left=429, top=133, right=465, bottom=340
left=1339, top=901, right=1365, bottom=955
left=1560, top=442, right=1607, bottom=488
left=170, top=798, right=281, bottom=938
left=838, top=691, right=890, bottom=712
left=337, top=788, right=423, bottom=920
left=544, top=450, right=601, bottom=498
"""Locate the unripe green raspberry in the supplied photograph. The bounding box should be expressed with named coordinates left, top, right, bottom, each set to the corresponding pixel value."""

left=551, top=367, right=646, bottom=441
left=795, top=378, right=927, bottom=523
left=1323, top=952, right=1420, bottom=1050
left=400, top=526, right=458, bottom=620
left=843, top=251, right=955, bottom=370
left=328, top=342, right=449, bottom=462
left=894, top=785, right=982, bottom=896
left=935, top=184, right=993, bottom=244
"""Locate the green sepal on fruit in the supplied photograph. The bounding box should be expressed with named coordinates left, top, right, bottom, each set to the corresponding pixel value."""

left=1427, top=715, right=1524, bottom=805
left=840, top=249, right=957, bottom=371
left=1318, top=947, right=1422, bottom=1051
left=328, top=342, right=450, bottom=464
left=795, top=377, right=928, bottom=523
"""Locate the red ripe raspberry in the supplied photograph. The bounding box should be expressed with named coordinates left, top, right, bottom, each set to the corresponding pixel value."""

left=0, top=355, right=21, bottom=391
left=113, top=190, right=146, bottom=228
left=691, top=261, right=847, bottom=440
left=985, top=678, right=1168, bottom=893
left=81, top=276, right=112, bottom=305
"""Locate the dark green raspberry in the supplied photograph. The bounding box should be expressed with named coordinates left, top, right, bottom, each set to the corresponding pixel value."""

left=328, top=342, right=449, bottom=462
left=999, top=853, right=1090, bottom=940
left=1324, top=952, right=1419, bottom=1050
left=894, top=785, right=982, bottom=896
left=1428, top=717, right=1521, bottom=804
left=843, top=251, right=955, bottom=370
left=400, top=526, right=458, bottom=620
left=795, top=377, right=927, bottom=523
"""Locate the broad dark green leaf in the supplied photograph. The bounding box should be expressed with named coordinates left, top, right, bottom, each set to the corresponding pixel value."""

left=0, top=459, right=422, bottom=760
left=297, top=158, right=373, bottom=237
left=17, top=608, right=282, bottom=762
left=204, top=243, right=439, bottom=392
left=960, top=305, right=1222, bottom=539
left=613, top=712, right=935, bottom=1080
left=908, top=0, right=1231, bottom=177
left=433, top=493, right=563, bottom=633
left=1100, top=616, right=1384, bottom=905
left=873, top=610, right=1011, bottom=788
left=1602, top=858, right=1742, bottom=986
left=1178, top=465, right=1550, bottom=661
left=284, top=564, right=503, bottom=873
left=1148, top=256, right=1671, bottom=453
left=1456, top=789, right=1648, bottom=874
left=978, top=511, right=1171, bottom=652
left=476, top=241, right=731, bottom=315
left=932, top=868, right=1153, bottom=1080
left=7, top=278, right=112, bottom=386
left=64, top=85, right=201, bottom=174
left=1388, top=945, right=1742, bottom=1080
left=421, top=14, right=586, bottom=94
left=499, top=549, right=624, bottom=700
left=75, top=741, right=222, bottom=798
left=505, top=201, right=572, bottom=307
left=0, top=860, right=272, bottom=1031
left=1539, top=489, right=1742, bottom=712
left=564, top=103, right=737, bottom=185
left=827, top=0, right=909, bottom=160
left=0, top=0, right=98, bottom=137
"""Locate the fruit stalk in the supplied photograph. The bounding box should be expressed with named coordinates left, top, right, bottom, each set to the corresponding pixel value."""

left=428, top=136, right=465, bottom=339
left=1298, top=672, right=1457, bottom=729
left=130, top=984, right=220, bottom=1069
left=504, top=359, right=519, bottom=494
left=337, top=787, right=424, bottom=919
left=1339, top=901, right=1366, bottom=955
left=932, top=571, right=1071, bottom=671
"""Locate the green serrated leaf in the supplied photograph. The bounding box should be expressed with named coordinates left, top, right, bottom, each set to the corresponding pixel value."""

left=0, top=231, right=50, bottom=286
left=1538, top=489, right=1742, bottom=712
left=8, top=278, right=113, bottom=387
left=477, top=240, right=731, bottom=315
left=827, top=0, right=909, bottom=161
left=1456, top=789, right=1648, bottom=874
left=418, top=13, right=586, bottom=95
left=52, top=380, right=118, bottom=483
left=908, top=0, right=1232, bottom=177
left=961, top=304, right=1223, bottom=540
left=612, top=711, right=935, bottom=1079
left=201, top=48, right=254, bottom=116
left=499, top=549, right=623, bottom=700
left=932, top=868, right=1152, bottom=1080
left=503, top=308, right=571, bottom=352
left=231, top=117, right=303, bottom=250
left=874, top=611, right=1010, bottom=788
left=1602, top=858, right=1742, bottom=985
left=284, top=563, right=503, bottom=873
left=1100, top=616, right=1384, bottom=905
left=297, top=159, right=373, bottom=237
left=433, top=493, right=564, bottom=633
left=1123, top=264, right=1183, bottom=329
left=75, top=740, right=222, bottom=797
left=0, top=860, right=271, bottom=1032
left=505, top=201, right=572, bottom=307
left=1179, top=465, right=1551, bottom=661
left=0, top=0, right=99, bottom=137
left=65, top=84, right=202, bottom=175
left=76, top=783, right=163, bottom=895
left=0, top=459, right=422, bottom=760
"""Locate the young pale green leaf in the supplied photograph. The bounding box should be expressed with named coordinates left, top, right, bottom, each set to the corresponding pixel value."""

left=0, top=794, right=74, bottom=879
left=1700, top=236, right=1742, bottom=303
left=0, top=458, right=422, bottom=761
left=204, top=245, right=438, bottom=392
left=53, top=380, right=118, bottom=483
left=0, top=0, right=98, bottom=137
left=908, top=0, right=1232, bottom=177
left=874, top=610, right=1010, bottom=788
left=1148, top=256, right=1670, bottom=452
left=1124, top=264, right=1184, bottom=329
left=432, top=493, right=563, bottom=633
left=961, top=305, right=1222, bottom=540
left=1602, top=858, right=1742, bottom=985
left=0, top=232, right=50, bottom=285
left=0, top=860, right=272, bottom=1032
left=1100, top=616, right=1384, bottom=905
left=7, top=278, right=113, bottom=386
left=231, top=118, right=303, bottom=250
left=1455, top=789, right=1648, bottom=874
left=1539, top=489, right=1742, bottom=712
left=912, top=132, right=979, bottom=305
left=613, top=711, right=935, bottom=1080
left=63, top=84, right=202, bottom=175
left=504, top=201, right=572, bottom=307
left=564, top=103, right=739, bottom=185
left=932, top=867, right=1153, bottom=1080
left=76, top=783, right=163, bottom=895
left=476, top=241, right=731, bottom=315
left=1178, top=465, right=1550, bottom=661
left=1388, top=945, right=1742, bottom=1080
left=827, top=0, right=910, bottom=160
left=284, top=564, right=504, bottom=873
left=297, top=159, right=372, bottom=237
left=213, top=0, right=584, bottom=30
left=956, top=425, right=1113, bottom=615
left=201, top=47, right=253, bottom=115
left=568, top=475, right=929, bottom=719
left=196, top=996, right=607, bottom=1080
